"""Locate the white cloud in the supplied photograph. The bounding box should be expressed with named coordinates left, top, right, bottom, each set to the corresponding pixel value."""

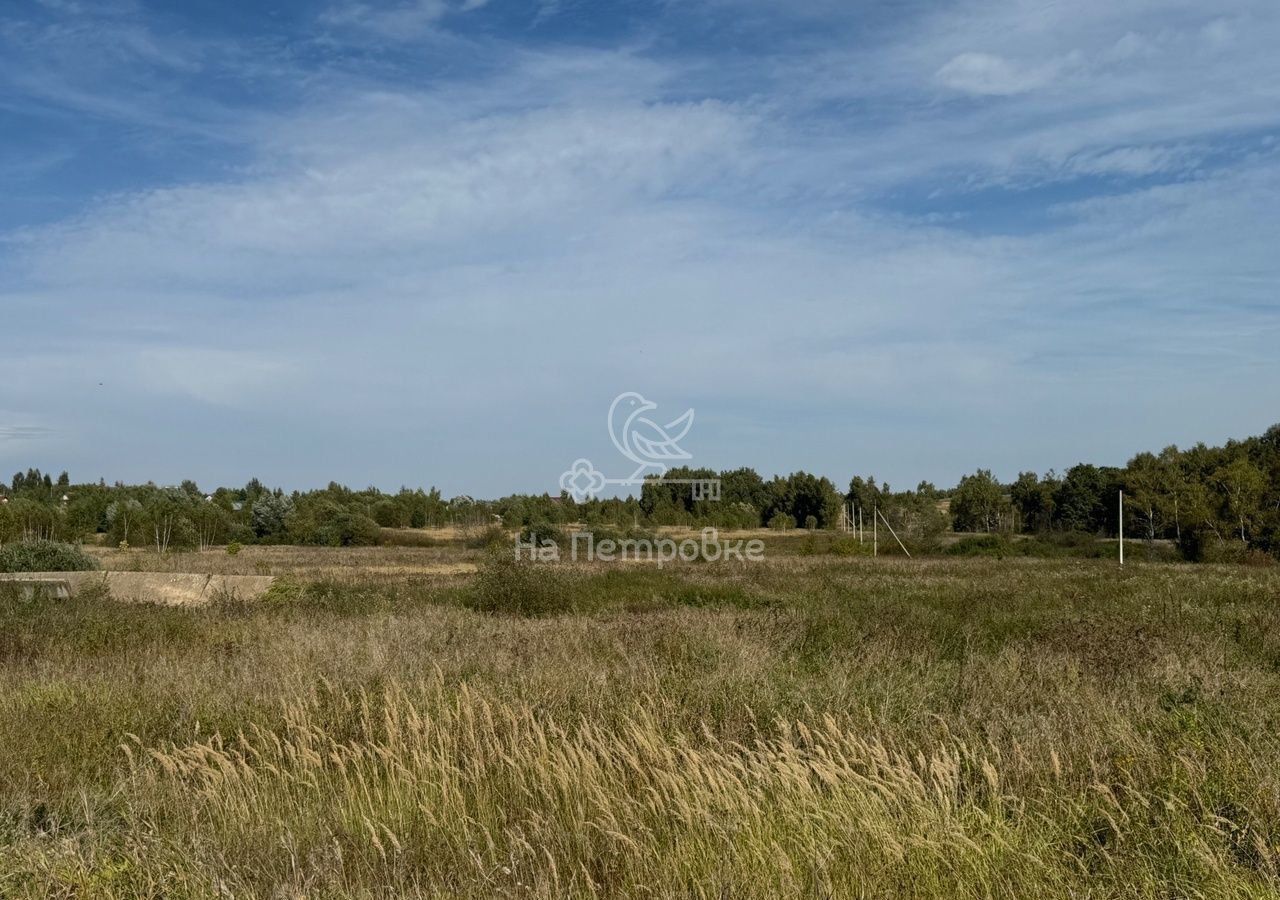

left=1, top=0, right=1278, bottom=489
left=935, top=52, right=1056, bottom=96
left=319, top=0, right=489, bottom=39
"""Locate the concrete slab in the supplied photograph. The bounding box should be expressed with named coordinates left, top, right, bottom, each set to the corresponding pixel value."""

left=0, top=571, right=276, bottom=606
left=0, top=576, right=72, bottom=600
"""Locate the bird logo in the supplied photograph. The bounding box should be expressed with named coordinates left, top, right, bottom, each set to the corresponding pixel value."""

left=608, top=392, right=695, bottom=481
left=558, top=392, right=701, bottom=501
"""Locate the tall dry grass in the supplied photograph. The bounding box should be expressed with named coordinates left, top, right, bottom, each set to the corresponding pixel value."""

left=107, top=679, right=1275, bottom=899
left=2, top=556, right=1279, bottom=897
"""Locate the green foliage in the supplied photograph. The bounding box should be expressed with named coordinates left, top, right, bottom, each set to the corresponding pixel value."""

left=1010, top=471, right=1056, bottom=533
left=250, top=493, right=295, bottom=539
left=3, top=420, right=1280, bottom=561
left=259, top=575, right=305, bottom=606
left=371, top=499, right=406, bottom=528
left=951, top=469, right=1008, bottom=533
left=0, top=540, right=98, bottom=573
left=317, top=511, right=382, bottom=547
left=946, top=532, right=1131, bottom=561
left=467, top=550, right=570, bottom=616
left=768, top=512, right=796, bottom=530
left=1054, top=464, right=1116, bottom=534
left=518, top=518, right=566, bottom=549
left=827, top=536, right=866, bottom=556
left=226, top=542, right=242, bottom=556
left=947, top=534, right=1013, bottom=558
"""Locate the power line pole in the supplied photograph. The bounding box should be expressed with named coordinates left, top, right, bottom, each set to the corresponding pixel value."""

left=1119, top=490, right=1125, bottom=567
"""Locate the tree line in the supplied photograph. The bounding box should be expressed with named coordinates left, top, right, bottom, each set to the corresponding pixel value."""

left=2, top=423, right=1277, bottom=559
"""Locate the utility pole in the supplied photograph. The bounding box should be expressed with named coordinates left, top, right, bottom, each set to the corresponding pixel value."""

left=877, top=507, right=912, bottom=557
left=873, top=504, right=878, bottom=557
left=1119, top=490, right=1125, bottom=567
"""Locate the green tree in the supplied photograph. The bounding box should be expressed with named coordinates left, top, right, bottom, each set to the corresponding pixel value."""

left=1009, top=471, right=1055, bottom=534
left=251, top=492, right=295, bottom=540
left=951, top=470, right=1006, bottom=533
left=1214, top=457, right=1266, bottom=542
left=1124, top=452, right=1165, bottom=541
left=1054, top=465, right=1111, bottom=534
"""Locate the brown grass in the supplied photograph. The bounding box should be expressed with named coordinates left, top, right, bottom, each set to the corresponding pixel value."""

left=1, top=554, right=1278, bottom=897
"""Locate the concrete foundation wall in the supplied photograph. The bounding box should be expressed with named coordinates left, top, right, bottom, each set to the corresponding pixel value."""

left=0, top=571, right=276, bottom=606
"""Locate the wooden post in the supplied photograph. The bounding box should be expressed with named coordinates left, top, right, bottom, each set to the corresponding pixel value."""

left=873, top=504, right=878, bottom=557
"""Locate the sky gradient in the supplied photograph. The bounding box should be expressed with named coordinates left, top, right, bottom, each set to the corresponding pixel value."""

left=2, top=0, right=1278, bottom=496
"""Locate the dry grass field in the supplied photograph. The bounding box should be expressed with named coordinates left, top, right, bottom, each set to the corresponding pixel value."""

left=3, top=541, right=1280, bottom=898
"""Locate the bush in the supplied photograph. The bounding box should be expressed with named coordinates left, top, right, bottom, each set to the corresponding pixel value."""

left=467, top=550, right=570, bottom=616
left=0, top=540, right=99, bottom=573
left=768, top=512, right=796, bottom=531
left=226, top=523, right=255, bottom=546
left=259, top=575, right=305, bottom=606
left=315, top=512, right=382, bottom=547
left=804, top=515, right=818, bottom=531
left=518, top=519, right=566, bottom=550
left=946, top=534, right=1013, bottom=558
left=465, top=524, right=509, bottom=551
left=828, top=537, right=867, bottom=556
left=1183, top=534, right=1274, bottom=566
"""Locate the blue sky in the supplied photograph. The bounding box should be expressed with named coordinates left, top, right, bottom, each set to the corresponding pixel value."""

left=2, top=0, right=1278, bottom=496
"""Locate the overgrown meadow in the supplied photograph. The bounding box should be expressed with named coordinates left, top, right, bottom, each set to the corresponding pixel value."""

left=3, top=548, right=1280, bottom=898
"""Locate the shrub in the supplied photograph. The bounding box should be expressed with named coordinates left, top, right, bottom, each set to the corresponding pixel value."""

left=226, top=542, right=242, bottom=556
left=518, top=519, right=566, bottom=550
left=380, top=528, right=439, bottom=548
left=259, top=575, right=305, bottom=606
left=768, top=512, right=796, bottom=531
left=946, top=534, right=1013, bottom=558
left=467, top=550, right=570, bottom=616
left=0, top=540, right=99, bottom=573
left=804, top=515, right=818, bottom=531
left=828, top=537, right=866, bottom=556
left=465, top=524, right=509, bottom=551
left=1184, top=535, right=1274, bottom=566
left=315, top=512, right=382, bottom=547
left=226, top=523, right=255, bottom=545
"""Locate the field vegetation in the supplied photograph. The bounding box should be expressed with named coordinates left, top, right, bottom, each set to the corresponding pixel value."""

left=2, top=551, right=1280, bottom=897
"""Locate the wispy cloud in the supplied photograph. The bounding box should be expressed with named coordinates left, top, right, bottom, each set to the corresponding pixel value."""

left=0, top=0, right=1277, bottom=490
left=320, top=0, right=491, bottom=40
left=935, top=52, right=1062, bottom=96
left=0, top=426, right=55, bottom=442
